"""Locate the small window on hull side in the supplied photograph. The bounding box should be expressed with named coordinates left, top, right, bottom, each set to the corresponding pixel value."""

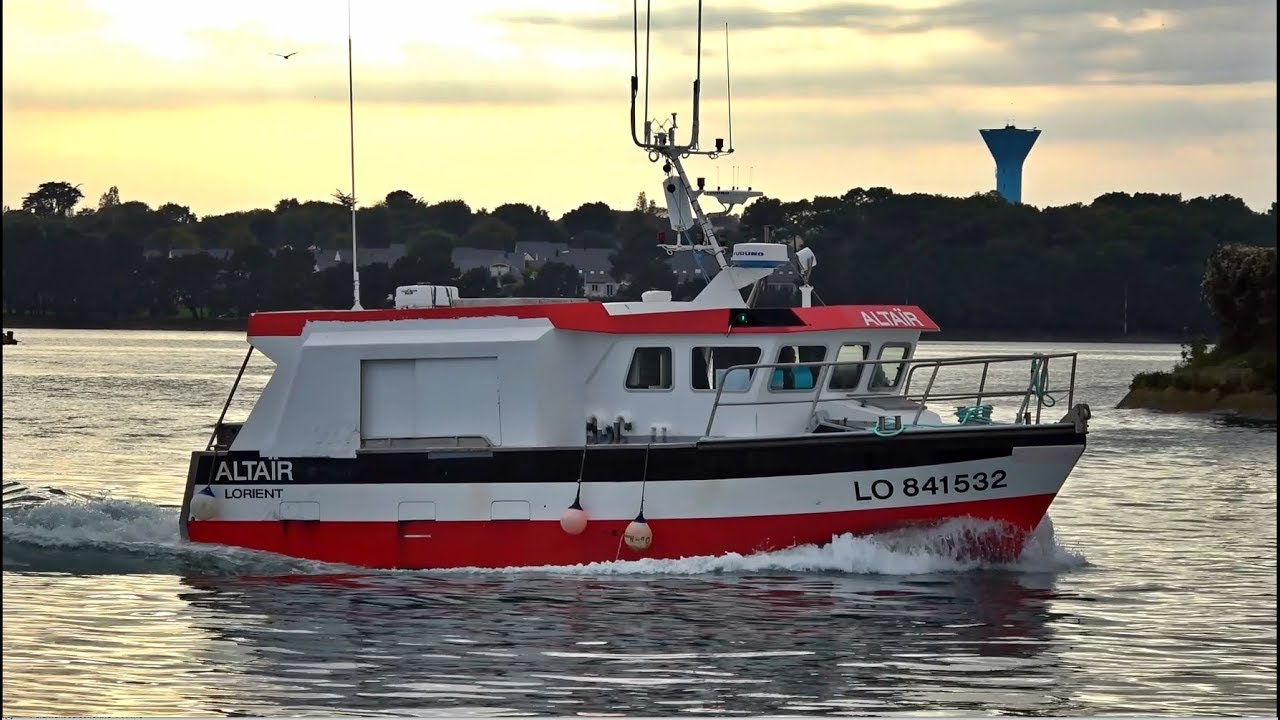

left=869, top=343, right=912, bottom=390
left=769, top=345, right=827, bottom=391
left=829, top=343, right=870, bottom=390
left=692, top=346, right=762, bottom=391
left=626, top=347, right=672, bottom=390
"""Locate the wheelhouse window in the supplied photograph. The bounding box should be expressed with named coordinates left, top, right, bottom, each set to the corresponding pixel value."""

left=869, top=343, right=912, bottom=390
left=625, top=347, right=672, bottom=390
left=692, top=346, right=761, bottom=391
left=769, top=345, right=827, bottom=392
left=829, top=343, right=870, bottom=390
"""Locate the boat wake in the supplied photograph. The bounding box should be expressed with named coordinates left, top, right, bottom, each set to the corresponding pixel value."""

left=2, top=483, right=1087, bottom=577
left=1, top=482, right=338, bottom=576
left=484, top=515, right=1087, bottom=577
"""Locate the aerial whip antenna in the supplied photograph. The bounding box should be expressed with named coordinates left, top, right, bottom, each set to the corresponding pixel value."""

left=643, top=0, right=652, bottom=145
left=724, top=22, right=733, bottom=151
left=629, top=0, right=642, bottom=146
left=347, top=0, right=362, bottom=310
left=625, top=1, right=758, bottom=276
left=689, top=0, right=703, bottom=150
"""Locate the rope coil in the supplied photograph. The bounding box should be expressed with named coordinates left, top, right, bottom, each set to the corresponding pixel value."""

left=955, top=404, right=994, bottom=424
left=1030, top=356, right=1058, bottom=408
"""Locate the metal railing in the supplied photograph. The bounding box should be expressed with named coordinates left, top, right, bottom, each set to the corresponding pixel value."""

left=703, top=352, right=1078, bottom=436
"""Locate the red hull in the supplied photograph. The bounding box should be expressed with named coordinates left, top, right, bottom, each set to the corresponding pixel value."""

left=187, top=493, right=1055, bottom=569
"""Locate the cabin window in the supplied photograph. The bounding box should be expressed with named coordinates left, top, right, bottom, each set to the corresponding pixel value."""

left=692, top=346, right=761, bottom=392
left=625, top=347, right=672, bottom=390
left=869, top=343, right=913, bottom=390
left=768, top=345, right=827, bottom=392
left=829, top=343, right=870, bottom=390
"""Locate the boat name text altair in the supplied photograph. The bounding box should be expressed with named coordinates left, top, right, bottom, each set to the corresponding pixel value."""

left=214, top=460, right=295, bottom=483
left=860, top=308, right=928, bottom=328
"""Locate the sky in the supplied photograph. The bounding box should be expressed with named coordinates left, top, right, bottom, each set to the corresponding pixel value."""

left=2, top=0, right=1276, bottom=219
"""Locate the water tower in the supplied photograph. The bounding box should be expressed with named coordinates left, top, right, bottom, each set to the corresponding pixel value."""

left=980, top=125, right=1040, bottom=204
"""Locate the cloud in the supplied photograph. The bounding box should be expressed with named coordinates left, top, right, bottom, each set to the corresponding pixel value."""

left=494, top=0, right=1277, bottom=88
left=2, top=0, right=1274, bottom=162
left=743, top=93, right=1278, bottom=146
left=2, top=79, right=615, bottom=112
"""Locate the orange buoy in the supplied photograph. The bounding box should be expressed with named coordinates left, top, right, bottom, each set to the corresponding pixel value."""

left=560, top=499, right=588, bottom=535
left=623, top=514, right=652, bottom=552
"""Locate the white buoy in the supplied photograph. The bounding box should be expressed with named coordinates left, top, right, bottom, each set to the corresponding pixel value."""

left=190, top=485, right=218, bottom=521
left=624, top=515, right=653, bottom=552
left=560, top=500, right=588, bottom=536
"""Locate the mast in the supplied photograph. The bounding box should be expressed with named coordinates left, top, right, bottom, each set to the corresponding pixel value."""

left=347, top=0, right=362, bottom=310
left=627, top=0, right=758, bottom=272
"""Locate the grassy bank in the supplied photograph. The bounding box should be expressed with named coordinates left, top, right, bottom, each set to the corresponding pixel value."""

left=1117, top=341, right=1277, bottom=421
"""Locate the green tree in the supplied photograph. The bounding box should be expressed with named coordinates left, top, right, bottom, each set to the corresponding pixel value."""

left=143, top=225, right=201, bottom=253
left=407, top=228, right=456, bottom=263
left=168, top=252, right=222, bottom=320
left=384, top=190, right=421, bottom=212
left=263, top=246, right=321, bottom=311
left=493, top=203, right=564, bottom=244
left=22, top=181, right=84, bottom=218
left=156, top=202, right=197, bottom=225
left=519, top=260, right=583, bottom=298
left=1201, top=244, right=1276, bottom=353
left=561, top=201, right=617, bottom=239
left=98, top=186, right=121, bottom=210
left=423, top=199, right=473, bottom=237
left=355, top=205, right=393, bottom=248
left=457, top=266, right=499, bottom=297
left=461, top=215, right=517, bottom=251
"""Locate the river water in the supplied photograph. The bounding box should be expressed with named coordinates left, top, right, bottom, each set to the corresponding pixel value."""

left=2, top=329, right=1275, bottom=716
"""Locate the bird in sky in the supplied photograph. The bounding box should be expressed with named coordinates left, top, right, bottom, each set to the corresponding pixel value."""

left=271, top=52, right=298, bottom=60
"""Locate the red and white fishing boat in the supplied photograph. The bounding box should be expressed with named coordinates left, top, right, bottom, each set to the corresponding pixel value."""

left=179, top=5, right=1091, bottom=569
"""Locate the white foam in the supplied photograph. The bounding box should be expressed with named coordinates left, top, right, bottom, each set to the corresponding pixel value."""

left=473, top=516, right=1089, bottom=577
left=2, top=493, right=179, bottom=548
left=1, top=492, right=340, bottom=575
left=3, top=489, right=1087, bottom=578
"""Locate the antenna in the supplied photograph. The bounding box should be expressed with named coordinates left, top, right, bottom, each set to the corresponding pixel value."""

left=724, top=22, right=733, bottom=151
left=626, top=0, right=759, bottom=274
left=644, top=0, right=652, bottom=145
left=689, top=0, right=703, bottom=150
left=347, top=0, right=362, bottom=310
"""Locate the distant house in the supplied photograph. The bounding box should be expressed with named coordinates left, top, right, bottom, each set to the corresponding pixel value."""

left=167, top=248, right=235, bottom=262
left=451, top=247, right=525, bottom=280
left=552, top=248, right=620, bottom=298
left=514, top=240, right=571, bottom=264
left=668, top=250, right=715, bottom=285
left=309, top=243, right=407, bottom=273
left=142, top=237, right=801, bottom=299
left=359, top=244, right=408, bottom=268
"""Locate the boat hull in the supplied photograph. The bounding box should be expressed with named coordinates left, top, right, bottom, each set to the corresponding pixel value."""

left=181, top=425, right=1085, bottom=569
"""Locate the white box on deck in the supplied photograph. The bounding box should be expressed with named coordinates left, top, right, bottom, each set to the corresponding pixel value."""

left=395, top=285, right=459, bottom=309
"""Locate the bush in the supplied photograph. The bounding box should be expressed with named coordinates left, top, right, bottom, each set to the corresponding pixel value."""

left=1132, top=371, right=1172, bottom=390
left=1201, top=244, right=1277, bottom=354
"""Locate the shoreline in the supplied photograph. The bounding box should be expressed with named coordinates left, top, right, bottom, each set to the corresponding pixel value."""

left=2, top=316, right=246, bottom=332
left=1, top=315, right=1183, bottom=343
left=1117, top=387, right=1277, bottom=423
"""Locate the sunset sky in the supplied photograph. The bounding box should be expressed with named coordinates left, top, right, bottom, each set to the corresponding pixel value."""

left=2, top=0, right=1275, bottom=219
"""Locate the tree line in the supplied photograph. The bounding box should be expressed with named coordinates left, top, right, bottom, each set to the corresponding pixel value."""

left=2, top=179, right=1274, bottom=337
left=1128, top=243, right=1276, bottom=398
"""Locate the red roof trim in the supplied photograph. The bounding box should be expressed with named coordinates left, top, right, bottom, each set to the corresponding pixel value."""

left=246, top=303, right=939, bottom=337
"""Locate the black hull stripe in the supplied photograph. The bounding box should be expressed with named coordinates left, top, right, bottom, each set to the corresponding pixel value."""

left=193, top=425, right=1085, bottom=485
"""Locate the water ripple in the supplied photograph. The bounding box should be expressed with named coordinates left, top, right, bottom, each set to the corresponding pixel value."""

left=2, top=332, right=1275, bottom=716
